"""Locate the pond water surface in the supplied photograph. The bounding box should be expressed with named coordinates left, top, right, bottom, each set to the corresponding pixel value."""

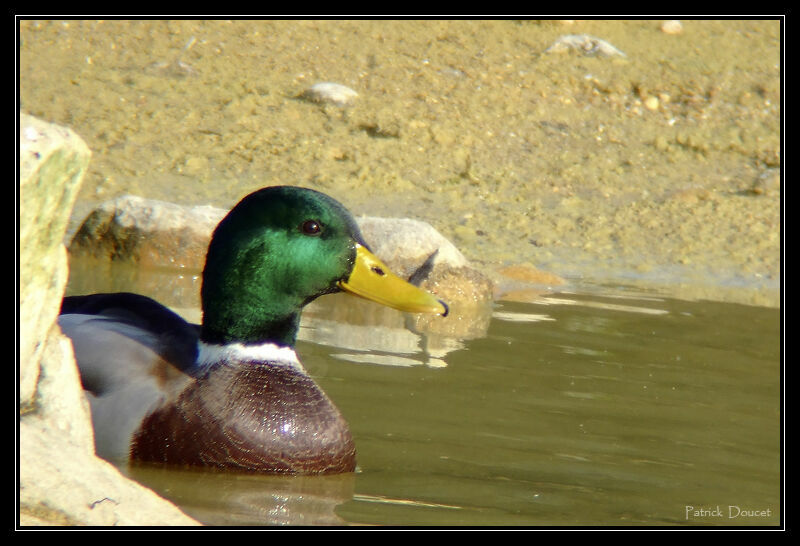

left=66, top=261, right=781, bottom=526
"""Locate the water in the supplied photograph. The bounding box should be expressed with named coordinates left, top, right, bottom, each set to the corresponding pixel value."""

left=66, top=261, right=781, bottom=526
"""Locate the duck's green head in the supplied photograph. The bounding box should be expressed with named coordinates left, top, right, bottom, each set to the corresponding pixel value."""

left=201, top=186, right=447, bottom=347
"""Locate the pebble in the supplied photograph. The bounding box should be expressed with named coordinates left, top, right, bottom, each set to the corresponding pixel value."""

left=644, top=95, right=660, bottom=110
left=544, top=35, right=626, bottom=58
left=661, top=20, right=684, bottom=35
left=302, top=82, right=359, bottom=106
left=654, top=134, right=670, bottom=151
left=183, top=156, right=209, bottom=175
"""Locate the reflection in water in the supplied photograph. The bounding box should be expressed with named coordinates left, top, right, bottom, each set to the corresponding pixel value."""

left=300, top=294, right=492, bottom=368
left=126, top=464, right=356, bottom=526
left=492, top=311, right=555, bottom=323
left=353, top=493, right=463, bottom=511
left=502, top=291, right=671, bottom=316
left=534, top=295, right=670, bottom=316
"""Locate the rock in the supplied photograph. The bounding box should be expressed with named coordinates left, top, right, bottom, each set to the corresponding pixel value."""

left=357, top=216, right=464, bottom=266
left=660, top=20, right=683, bottom=35
left=496, top=264, right=566, bottom=286
left=20, top=113, right=90, bottom=409
left=69, top=198, right=495, bottom=305
left=356, top=216, right=494, bottom=304
left=643, top=95, right=660, bottom=111
left=18, top=113, right=198, bottom=526
left=69, top=195, right=226, bottom=271
left=494, top=264, right=567, bottom=303
left=300, top=82, right=359, bottom=106
left=544, top=34, right=626, bottom=58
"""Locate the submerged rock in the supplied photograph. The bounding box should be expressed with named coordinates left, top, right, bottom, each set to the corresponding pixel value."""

left=493, top=264, right=567, bottom=303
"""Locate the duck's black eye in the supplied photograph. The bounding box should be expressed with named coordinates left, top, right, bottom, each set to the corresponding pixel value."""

left=300, top=219, right=322, bottom=236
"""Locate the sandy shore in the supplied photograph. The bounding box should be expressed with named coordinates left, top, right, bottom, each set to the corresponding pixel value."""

left=19, top=19, right=781, bottom=306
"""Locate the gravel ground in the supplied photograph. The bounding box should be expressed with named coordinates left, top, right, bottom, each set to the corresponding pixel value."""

left=19, top=19, right=781, bottom=306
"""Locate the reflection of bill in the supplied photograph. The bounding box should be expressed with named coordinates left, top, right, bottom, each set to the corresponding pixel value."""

left=685, top=505, right=774, bottom=520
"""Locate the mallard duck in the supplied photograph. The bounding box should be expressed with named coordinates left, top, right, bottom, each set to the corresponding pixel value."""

left=59, top=186, right=448, bottom=474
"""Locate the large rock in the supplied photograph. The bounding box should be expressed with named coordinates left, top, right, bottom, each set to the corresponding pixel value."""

left=18, top=113, right=198, bottom=526
left=69, top=194, right=225, bottom=271
left=20, top=114, right=90, bottom=407
left=357, top=217, right=494, bottom=305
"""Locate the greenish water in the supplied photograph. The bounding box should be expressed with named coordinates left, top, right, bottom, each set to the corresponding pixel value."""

left=66, top=261, right=781, bottom=526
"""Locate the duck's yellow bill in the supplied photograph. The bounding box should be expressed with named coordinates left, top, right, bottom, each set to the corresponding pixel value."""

left=338, top=244, right=448, bottom=316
